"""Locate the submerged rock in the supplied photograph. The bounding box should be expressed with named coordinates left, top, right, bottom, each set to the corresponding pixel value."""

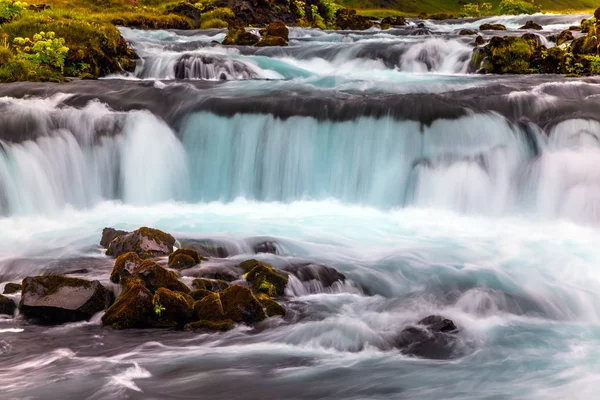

left=479, top=23, right=506, bottom=31
left=100, top=227, right=128, bottom=248
left=395, top=315, right=459, bottom=359
left=0, top=294, right=16, bottom=316
left=252, top=240, right=279, bottom=254
left=3, top=282, right=22, bottom=295
left=283, top=262, right=345, bottom=288
left=133, top=260, right=190, bottom=294
left=473, top=35, right=485, bottom=46
left=459, top=29, right=477, bottom=35
left=106, top=227, right=175, bottom=259
left=191, top=278, right=229, bottom=292
left=20, top=275, right=111, bottom=325
left=184, top=319, right=234, bottom=332
left=110, top=252, right=141, bottom=284
left=102, top=283, right=156, bottom=329
left=178, top=239, right=230, bottom=258
left=152, top=288, right=194, bottom=328
left=520, top=20, right=542, bottom=30
left=168, top=248, right=204, bottom=270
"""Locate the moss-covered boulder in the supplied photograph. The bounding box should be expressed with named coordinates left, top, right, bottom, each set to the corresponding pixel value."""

left=256, top=293, right=285, bottom=317
left=222, top=18, right=260, bottom=46
left=256, top=36, right=288, bottom=47
left=193, top=292, right=225, bottom=321
left=152, top=288, right=194, bottom=329
left=191, top=278, right=229, bottom=292
left=190, top=288, right=213, bottom=301
left=474, top=35, right=485, bottom=46
left=168, top=248, right=204, bottom=270
left=3, top=282, right=22, bottom=295
left=245, top=262, right=288, bottom=297
left=184, top=319, right=234, bottom=332
left=165, top=2, right=201, bottom=28
left=100, top=227, right=128, bottom=248
left=220, top=285, right=266, bottom=324
left=381, top=16, right=405, bottom=26
left=102, top=283, right=155, bottom=329
left=459, top=29, right=477, bottom=35
left=519, top=21, right=542, bottom=30
left=336, top=9, right=373, bottom=30
left=0, top=294, right=16, bottom=316
left=479, top=35, right=542, bottom=74
left=106, top=227, right=175, bottom=259
left=110, top=252, right=141, bottom=284
left=479, top=24, right=506, bottom=31
left=256, top=20, right=288, bottom=47
left=549, top=29, right=574, bottom=46
left=133, top=260, right=190, bottom=294
left=20, top=275, right=111, bottom=325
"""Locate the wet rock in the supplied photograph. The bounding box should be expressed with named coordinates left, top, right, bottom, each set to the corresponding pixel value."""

left=168, top=248, right=204, bottom=270
left=220, top=285, right=266, bottom=324
left=3, top=282, right=22, bottom=295
left=259, top=20, right=289, bottom=41
left=165, top=2, right=201, bottom=28
left=459, top=29, right=477, bottom=35
left=283, top=262, right=345, bottom=288
left=519, top=20, right=542, bottom=30
left=381, top=16, right=405, bottom=26
left=244, top=261, right=288, bottom=297
left=193, top=292, right=225, bottom=321
left=133, top=260, right=190, bottom=294
left=184, top=319, right=234, bottom=332
left=191, top=278, right=229, bottom=292
left=110, top=252, right=141, bottom=284
left=0, top=294, right=16, bottom=316
left=256, top=36, right=288, bottom=46
left=549, top=29, right=574, bottom=46
left=105, top=227, right=175, bottom=259
left=252, top=240, right=279, bottom=254
left=102, top=283, right=155, bottom=329
left=473, top=35, right=485, bottom=46
left=152, top=288, right=194, bottom=329
left=479, top=35, right=543, bottom=74
left=336, top=8, right=373, bottom=30
left=196, top=266, right=240, bottom=282
left=100, top=227, right=128, bottom=248
left=479, top=23, right=506, bottom=31
left=256, top=293, right=285, bottom=317
left=190, top=289, right=214, bottom=301
left=222, top=18, right=260, bottom=46
left=20, top=275, right=111, bottom=325
left=595, top=6, right=600, bottom=20
left=395, top=315, right=459, bottom=359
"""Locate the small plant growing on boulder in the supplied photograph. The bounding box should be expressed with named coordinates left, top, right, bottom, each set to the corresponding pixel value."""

left=153, top=298, right=165, bottom=318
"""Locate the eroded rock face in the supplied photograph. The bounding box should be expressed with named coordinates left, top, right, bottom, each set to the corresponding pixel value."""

left=0, top=294, right=16, bottom=316
left=283, top=263, right=345, bottom=288
left=395, top=315, right=460, bottom=359
left=20, top=276, right=112, bottom=325
left=106, top=227, right=175, bottom=259
left=100, top=227, right=128, bottom=248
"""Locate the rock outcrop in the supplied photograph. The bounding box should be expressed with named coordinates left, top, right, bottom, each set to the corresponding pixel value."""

left=395, top=315, right=460, bottom=359
left=106, top=227, right=175, bottom=259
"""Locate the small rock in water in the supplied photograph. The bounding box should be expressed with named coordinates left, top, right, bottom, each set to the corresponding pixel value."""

left=519, top=20, right=542, bottom=30
left=102, top=283, right=156, bottom=329
left=0, top=294, right=16, bottom=316
left=459, top=29, right=477, bottom=35
left=3, top=282, right=22, bottom=295
left=19, top=275, right=112, bottom=325
left=105, top=227, right=175, bottom=259
left=168, top=248, right=204, bottom=270
left=479, top=23, right=506, bottom=31
left=395, top=315, right=460, bottom=359
left=252, top=240, right=279, bottom=254
left=283, top=262, right=346, bottom=288
left=191, top=278, right=229, bottom=292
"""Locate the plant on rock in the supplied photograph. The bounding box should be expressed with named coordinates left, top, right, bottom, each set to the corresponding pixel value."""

left=13, top=31, right=69, bottom=71
left=153, top=298, right=165, bottom=317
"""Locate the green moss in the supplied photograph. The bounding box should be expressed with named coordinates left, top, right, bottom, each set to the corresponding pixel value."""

left=256, top=293, right=286, bottom=317
left=192, top=292, right=224, bottom=321
left=152, top=287, right=193, bottom=328
left=184, top=319, right=234, bottom=332
left=102, top=283, right=156, bottom=329
left=245, top=263, right=288, bottom=297
left=200, top=6, right=233, bottom=28
left=219, top=285, right=266, bottom=324
left=191, top=278, right=229, bottom=292
left=483, top=35, right=540, bottom=74
left=190, top=288, right=213, bottom=301
left=3, top=282, right=22, bottom=295
left=133, top=259, right=190, bottom=294
left=111, top=251, right=141, bottom=283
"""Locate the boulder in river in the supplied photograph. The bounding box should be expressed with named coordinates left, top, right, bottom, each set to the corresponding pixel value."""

left=220, top=285, right=266, bottom=324
left=105, top=227, right=175, bottom=259
left=259, top=20, right=288, bottom=41
left=395, top=315, right=459, bottom=359
left=102, top=283, right=156, bottom=329
left=152, top=288, right=194, bottom=328
left=133, top=260, right=190, bottom=294
left=20, top=275, right=112, bottom=324
left=336, top=8, right=374, bottom=30
left=168, top=248, right=204, bottom=270
left=459, top=29, right=477, bottom=35
left=479, top=23, right=506, bottom=31
left=100, top=227, right=128, bottom=248
left=222, top=18, right=260, bottom=46
left=283, top=262, right=346, bottom=288
left=549, top=29, right=574, bottom=46
left=177, top=239, right=230, bottom=258
left=381, top=16, right=405, bottom=26
left=243, top=260, right=288, bottom=297
left=191, top=278, right=229, bottom=292
left=252, top=240, right=279, bottom=254
left=519, top=20, right=542, bottom=30
left=190, top=288, right=214, bottom=301
left=0, top=294, right=16, bottom=316
left=3, top=282, right=22, bottom=295
left=256, top=293, right=285, bottom=317
left=110, top=252, right=141, bottom=284
left=193, top=292, right=225, bottom=321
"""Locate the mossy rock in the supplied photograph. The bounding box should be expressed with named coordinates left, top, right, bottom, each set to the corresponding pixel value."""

left=381, top=16, right=405, bottom=26
left=245, top=263, right=288, bottom=297
left=168, top=248, right=204, bottom=270
left=336, top=8, right=373, bottom=30
left=0, top=294, right=16, bottom=316
left=256, top=293, right=285, bottom=317
left=152, top=288, right=194, bottom=329
left=549, top=29, right=574, bottom=46
left=191, top=278, right=229, bottom=292
left=222, top=18, right=259, bottom=46
left=102, top=283, right=156, bottom=329
left=481, top=35, right=542, bottom=74
left=259, top=20, right=288, bottom=43
left=133, top=260, right=190, bottom=294
left=256, top=36, right=288, bottom=47
left=3, top=282, right=22, bottom=295
left=106, top=227, right=175, bottom=259
left=479, top=24, right=506, bottom=31
left=219, top=285, right=266, bottom=324
left=165, top=2, right=201, bottom=28
left=184, top=319, right=234, bottom=332
left=190, top=289, right=213, bottom=301
left=519, top=21, right=542, bottom=30
left=110, top=251, right=141, bottom=284
left=193, top=292, right=225, bottom=321
left=239, top=259, right=263, bottom=273
left=20, top=275, right=112, bottom=325
left=473, top=36, right=485, bottom=47
left=100, top=227, right=128, bottom=248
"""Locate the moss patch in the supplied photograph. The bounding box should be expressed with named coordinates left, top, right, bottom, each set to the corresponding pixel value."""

left=191, top=278, right=229, bottom=292
left=102, top=283, right=156, bottom=329
left=133, top=260, right=190, bottom=294
left=184, top=319, right=234, bottom=332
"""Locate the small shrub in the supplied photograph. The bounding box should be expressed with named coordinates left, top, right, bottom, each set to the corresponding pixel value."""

left=498, top=0, right=540, bottom=15
left=460, top=2, right=492, bottom=18
left=0, top=0, right=28, bottom=21
left=13, top=31, right=69, bottom=70
left=584, top=55, right=600, bottom=74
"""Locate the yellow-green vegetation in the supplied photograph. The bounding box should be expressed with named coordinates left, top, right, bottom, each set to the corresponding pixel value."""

left=460, top=2, right=492, bottom=17
left=242, top=260, right=288, bottom=297
left=200, top=6, right=233, bottom=28
left=0, top=0, right=28, bottom=21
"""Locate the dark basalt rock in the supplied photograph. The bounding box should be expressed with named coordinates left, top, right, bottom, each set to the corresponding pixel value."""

left=283, top=262, right=345, bottom=288
left=165, top=2, right=201, bottom=28
left=520, top=20, right=542, bottom=30
left=459, top=29, right=477, bottom=35
left=20, top=275, right=112, bottom=325
left=110, top=252, right=141, bottom=284
left=0, top=294, right=16, bottom=316
left=168, top=248, right=204, bottom=270
left=252, top=240, right=279, bottom=254
left=3, top=282, right=22, bottom=295
left=191, top=278, right=229, bottom=292
left=220, top=285, right=266, bottom=324
left=100, top=227, right=128, bottom=248
left=245, top=262, right=288, bottom=297
left=395, top=315, right=459, bottom=359
left=106, top=227, right=175, bottom=259
left=102, top=283, right=156, bottom=329
left=178, top=239, right=230, bottom=258
left=133, top=260, right=190, bottom=294
left=152, top=288, right=194, bottom=329
left=336, top=8, right=374, bottom=31
left=479, top=23, right=506, bottom=31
